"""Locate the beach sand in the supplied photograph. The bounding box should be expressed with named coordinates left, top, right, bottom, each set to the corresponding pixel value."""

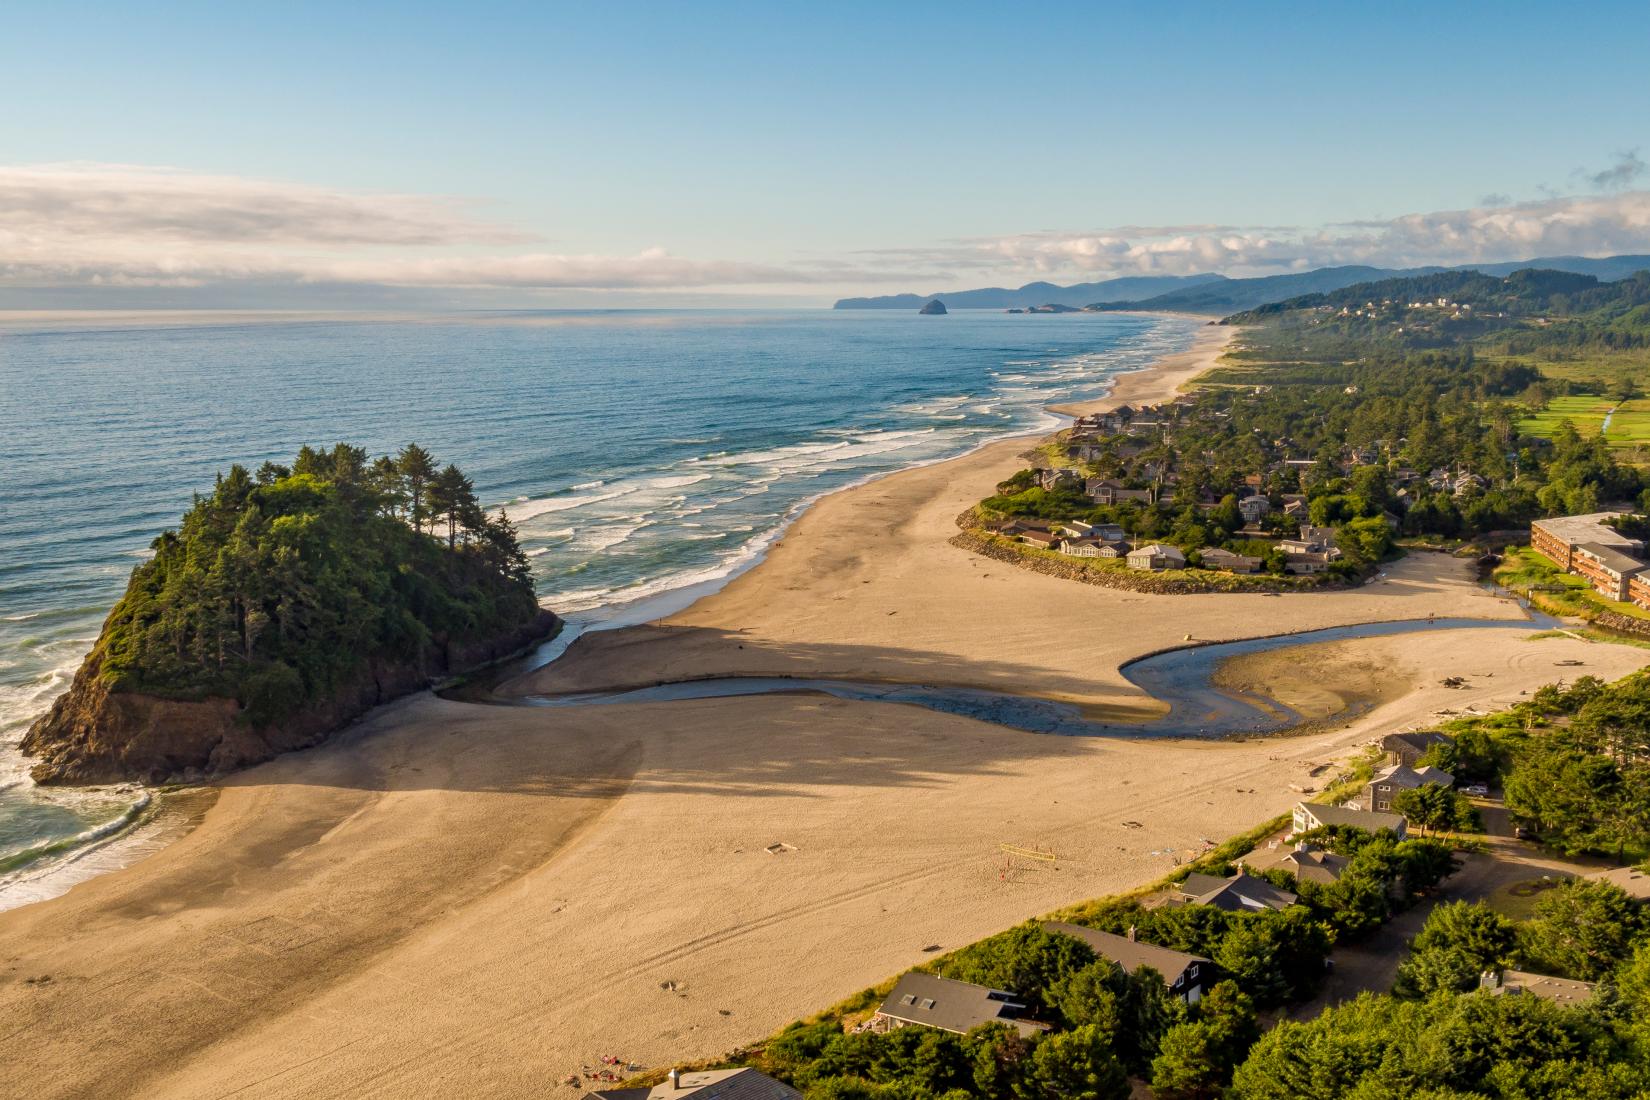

left=4, top=321, right=1646, bottom=1100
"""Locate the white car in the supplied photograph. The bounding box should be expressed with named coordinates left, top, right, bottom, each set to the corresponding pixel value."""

left=1461, top=783, right=1489, bottom=797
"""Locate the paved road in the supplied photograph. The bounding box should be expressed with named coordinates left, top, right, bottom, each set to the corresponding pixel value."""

left=1286, top=804, right=1606, bottom=1019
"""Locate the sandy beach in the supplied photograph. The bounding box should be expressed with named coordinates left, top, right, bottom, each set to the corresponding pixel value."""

left=4, top=321, right=1646, bottom=1100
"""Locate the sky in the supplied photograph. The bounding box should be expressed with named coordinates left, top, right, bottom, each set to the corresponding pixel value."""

left=3, top=1, right=1650, bottom=307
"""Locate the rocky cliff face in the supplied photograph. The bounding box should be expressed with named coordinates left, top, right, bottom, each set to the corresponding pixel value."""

left=22, top=609, right=559, bottom=785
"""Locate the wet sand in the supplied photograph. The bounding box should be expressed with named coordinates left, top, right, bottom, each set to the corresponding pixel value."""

left=4, top=322, right=1647, bottom=1099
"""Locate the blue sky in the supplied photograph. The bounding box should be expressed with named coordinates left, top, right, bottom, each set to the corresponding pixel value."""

left=3, top=2, right=1649, bottom=305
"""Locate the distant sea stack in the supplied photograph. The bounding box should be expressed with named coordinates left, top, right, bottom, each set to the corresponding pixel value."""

left=919, top=299, right=948, bottom=315
left=23, top=444, right=558, bottom=785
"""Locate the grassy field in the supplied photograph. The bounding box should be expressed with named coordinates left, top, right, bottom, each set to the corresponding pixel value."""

left=1481, top=345, right=1650, bottom=389
left=1518, top=394, right=1650, bottom=454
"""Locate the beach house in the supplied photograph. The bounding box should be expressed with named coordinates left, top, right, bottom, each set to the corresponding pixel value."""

left=1292, top=801, right=1407, bottom=840
left=1276, top=842, right=1350, bottom=885
left=1381, top=731, right=1453, bottom=767
left=1042, top=922, right=1211, bottom=1004
left=590, top=1068, right=800, bottom=1099
left=1175, top=869, right=1298, bottom=912
left=1127, top=544, right=1186, bottom=571
left=1362, top=763, right=1453, bottom=813
left=1200, top=547, right=1262, bottom=574
left=871, top=973, right=1048, bottom=1038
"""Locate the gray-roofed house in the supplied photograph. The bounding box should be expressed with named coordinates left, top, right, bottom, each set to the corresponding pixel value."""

left=1200, top=547, right=1262, bottom=574
left=1363, top=763, right=1453, bottom=813
left=590, top=1067, right=801, bottom=1100
left=1293, top=801, right=1407, bottom=840
left=1381, top=730, right=1453, bottom=767
left=1127, top=544, right=1186, bottom=571
left=873, top=972, right=1048, bottom=1038
left=1277, top=842, right=1351, bottom=885
left=1176, top=869, right=1298, bottom=912
left=1042, top=921, right=1212, bottom=1004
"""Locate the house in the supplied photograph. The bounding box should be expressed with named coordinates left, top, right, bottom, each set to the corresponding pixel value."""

left=591, top=1068, right=800, bottom=1100
left=1530, top=512, right=1641, bottom=572
left=1237, top=496, right=1272, bottom=523
left=1201, top=547, right=1262, bottom=574
left=1127, top=544, right=1186, bottom=571
left=1176, top=869, right=1298, bottom=912
left=1090, top=522, right=1126, bottom=542
left=1094, top=540, right=1128, bottom=558
left=872, top=972, right=1048, bottom=1038
left=1381, top=731, right=1452, bottom=767
left=1059, top=537, right=1102, bottom=557
left=1452, top=473, right=1488, bottom=497
left=1060, top=520, right=1095, bottom=537
left=1042, top=922, right=1211, bottom=1004
left=1478, top=969, right=1594, bottom=1005
left=1086, top=478, right=1154, bottom=506
left=1283, top=550, right=1336, bottom=575
left=1293, top=801, right=1407, bottom=840
left=1584, top=865, right=1650, bottom=901
left=1277, top=842, right=1351, bottom=885
left=1363, top=763, right=1454, bottom=813
left=1038, top=468, right=1082, bottom=492
left=1019, top=530, right=1059, bottom=550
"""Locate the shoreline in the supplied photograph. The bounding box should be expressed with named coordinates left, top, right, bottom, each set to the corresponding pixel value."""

left=6, top=320, right=1648, bottom=1098
left=0, top=313, right=1210, bottom=910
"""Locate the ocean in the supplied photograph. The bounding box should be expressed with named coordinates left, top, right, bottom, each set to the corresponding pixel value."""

left=0, top=307, right=1200, bottom=904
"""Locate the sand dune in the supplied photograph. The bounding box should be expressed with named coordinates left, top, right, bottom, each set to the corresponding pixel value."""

left=4, top=321, right=1645, bottom=1099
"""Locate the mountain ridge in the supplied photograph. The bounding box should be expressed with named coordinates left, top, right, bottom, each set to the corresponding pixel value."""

left=835, top=255, right=1650, bottom=314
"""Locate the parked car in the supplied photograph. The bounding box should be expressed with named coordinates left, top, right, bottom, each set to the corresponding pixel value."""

left=1461, top=783, right=1489, bottom=797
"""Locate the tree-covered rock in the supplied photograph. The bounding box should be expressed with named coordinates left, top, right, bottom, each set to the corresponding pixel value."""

left=24, top=443, right=555, bottom=783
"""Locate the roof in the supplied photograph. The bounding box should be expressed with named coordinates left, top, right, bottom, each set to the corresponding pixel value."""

left=1370, top=764, right=1454, bottom=789
left=1532, top=512, right=1640, bottom=551
left=1382, top=731, right=1452, bottom=752
left=1585, top=865, right=1650, bottom=900
left=875, top=972, right=1047, bottom=1038
left=1129, top=543, right=1185, bottom=560
left=1178, top=870, right=1298, bottom=912
left=1496, top=969, right=1596, bottom=1005
left=1575, top=542, right=1647, bottom=575
left=1295, top=801, right=1406, bottom=833
left=590, top=1068, right=801, bottom=1100
left=1042, top=922, right=1208, bottom=986
left=1279, top=844, right=1351, bottom=885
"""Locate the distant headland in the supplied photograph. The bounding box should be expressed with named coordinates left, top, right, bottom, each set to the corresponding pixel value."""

left=833, top=254, right=1650, bottom=314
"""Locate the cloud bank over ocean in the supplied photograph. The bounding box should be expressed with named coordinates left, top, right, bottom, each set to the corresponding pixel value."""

left=5, top=161, right=1650, bottom=304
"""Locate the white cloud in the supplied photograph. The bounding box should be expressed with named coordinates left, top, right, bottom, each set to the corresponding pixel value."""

left=0, top=163, right=845, bottom=292
left=8, top=162, right=1650, bottom=300
left=955, top=191, right=1650, bottom=279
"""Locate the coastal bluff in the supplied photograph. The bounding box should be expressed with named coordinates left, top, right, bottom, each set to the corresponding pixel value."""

left=23, top=609, right=557, bottom=785
left=23, top=442, right=558, bottom=785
